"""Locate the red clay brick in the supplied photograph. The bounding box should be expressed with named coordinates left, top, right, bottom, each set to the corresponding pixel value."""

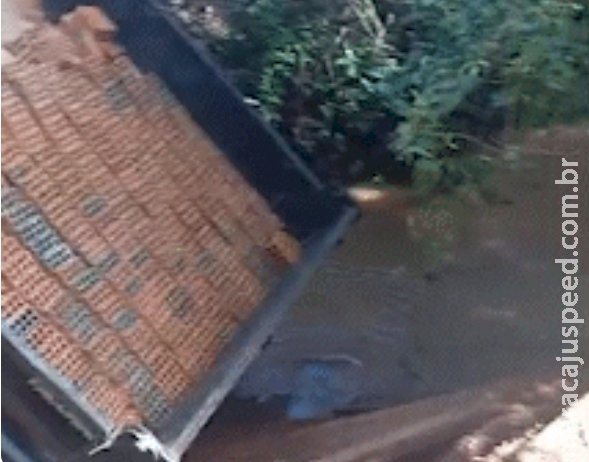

left=2, top=9, right=301, bottom=432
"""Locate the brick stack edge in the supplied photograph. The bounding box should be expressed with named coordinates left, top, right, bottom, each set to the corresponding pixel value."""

left=1, top=6, right=301, bottom=431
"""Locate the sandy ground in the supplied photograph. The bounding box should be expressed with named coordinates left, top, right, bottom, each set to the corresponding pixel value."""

left=519, top=394, right=588, bottom=461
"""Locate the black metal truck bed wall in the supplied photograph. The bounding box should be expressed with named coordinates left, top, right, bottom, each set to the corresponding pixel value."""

left=43, top=0, right=353, bottom=241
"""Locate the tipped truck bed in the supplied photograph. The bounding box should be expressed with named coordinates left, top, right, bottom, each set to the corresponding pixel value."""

left=2, top=0, right=357, bottom=461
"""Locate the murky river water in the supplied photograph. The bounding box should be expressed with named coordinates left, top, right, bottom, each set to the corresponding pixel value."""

left=190, top=126, right=588, bottom=459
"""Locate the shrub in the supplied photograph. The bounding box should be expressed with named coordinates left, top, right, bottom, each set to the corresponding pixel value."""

left=203, top=0, right=589, bottom=192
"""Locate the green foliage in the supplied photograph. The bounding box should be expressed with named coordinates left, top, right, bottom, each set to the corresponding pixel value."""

left=213, top=0, right=589, bottom=192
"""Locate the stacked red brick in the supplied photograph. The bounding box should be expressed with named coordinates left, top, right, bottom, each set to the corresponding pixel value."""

left=1, top=7, right=300, bottom=432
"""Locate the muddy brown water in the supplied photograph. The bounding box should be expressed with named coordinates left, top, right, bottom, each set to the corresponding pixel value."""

left=189, top=126, right=588, bottom=459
